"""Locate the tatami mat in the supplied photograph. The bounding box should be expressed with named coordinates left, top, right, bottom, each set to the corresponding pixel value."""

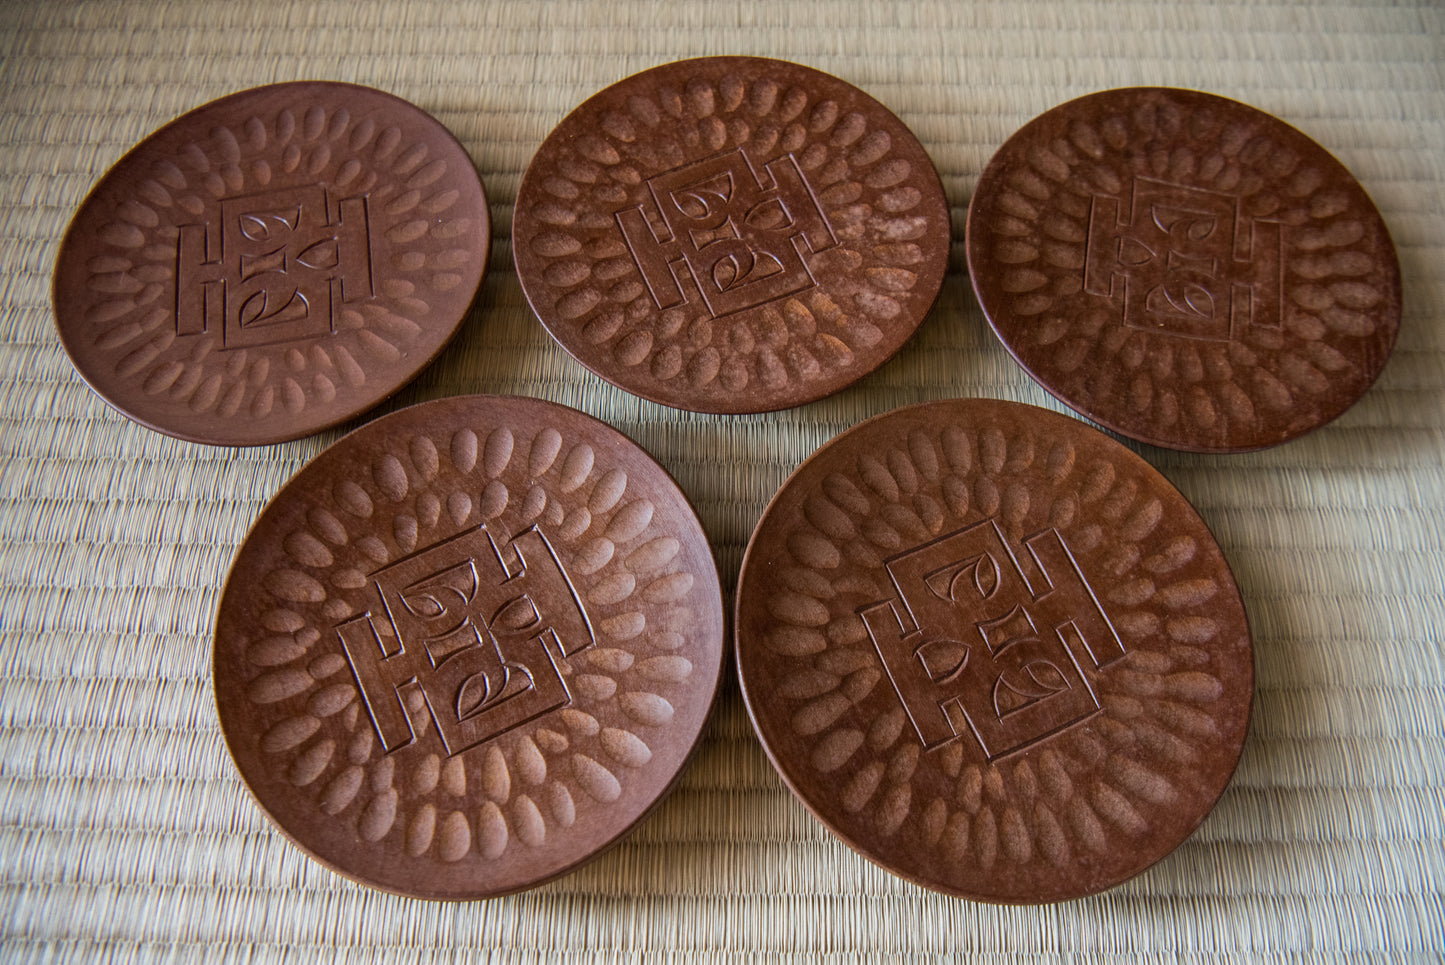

left=1, top=1, right=1442, bottom=961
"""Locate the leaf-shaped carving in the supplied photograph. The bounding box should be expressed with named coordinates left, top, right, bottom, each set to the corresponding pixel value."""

left=238, top=203, right=301, bottom=241
left=296, top=238, right=339, bottom=270
left=491, top=594, right=541, bottom=633
left=924, top=552, right=999, bottom=602
left=1025, top=660, right=1070, bottom=692
left=237, top=287, right=309, bottom=328
left=745, top=196, right=793, bottom=232
left=1148, top=279, right=1215, bottom=320
left=713, top=252, right=745, bottom=290
left=455, top=671, right=494, bottom=720
left=673, top=173, right=731, bottom=220
left=915, top=638, right=970, bottom=682
left=400, top=561, right=476, bottom=623
left=993, top=660, right=1071, bottom=717
left=1117, top=237, right=1154, bottom=268
left=713, top=249, right=784, bottom=293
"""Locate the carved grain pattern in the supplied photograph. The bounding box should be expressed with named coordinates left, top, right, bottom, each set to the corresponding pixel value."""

left=515, top=60, right=945, bottom=411
left=744, top=403, right=1245, bottom=897
left=971, top=89, right=1397, bottom=451
left=61, top=85, right=487, bottom=444
left=230, top=404, right=709, bottom=880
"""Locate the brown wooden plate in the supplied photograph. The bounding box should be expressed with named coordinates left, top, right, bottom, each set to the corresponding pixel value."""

left=967, top=88, right=1400, bottom=452
left=54, top=82, right=490, bottom=445
left=736, top=398, right=1253, bottom=902
left=514, top=56, right=950, bottom=414
left=214, top=395, right=725, bottom=898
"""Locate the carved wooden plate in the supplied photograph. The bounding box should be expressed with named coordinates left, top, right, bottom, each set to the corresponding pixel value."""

left=214, top=395, right=725, bottom=898
left=53, top=82, right=490, bottom=445
left=514, top=57, right=950, bottom=414
left=966, top=88, right=1400, bottom=452
left=735, top=398, right=1253, bottom=902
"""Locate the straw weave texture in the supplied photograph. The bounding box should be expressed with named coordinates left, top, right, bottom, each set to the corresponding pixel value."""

left=2, top=0, right=1442, bottom=960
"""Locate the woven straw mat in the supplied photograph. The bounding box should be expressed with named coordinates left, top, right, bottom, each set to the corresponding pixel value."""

left=1, top=1, right=1442, bottom=961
